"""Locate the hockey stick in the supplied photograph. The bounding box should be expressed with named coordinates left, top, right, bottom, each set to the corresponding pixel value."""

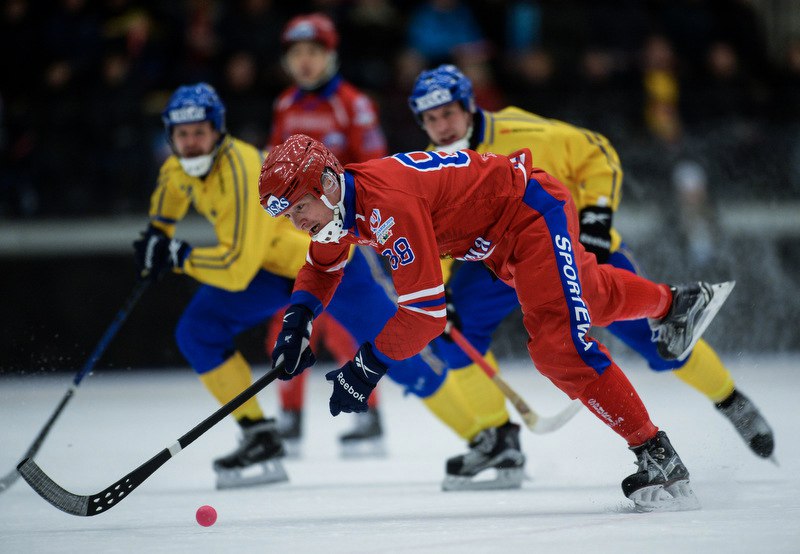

left=18, top=362, right=285, bottom=516
left=445, top=325, right=582, bottom=434
left=0, top=279, right=150, bottom=494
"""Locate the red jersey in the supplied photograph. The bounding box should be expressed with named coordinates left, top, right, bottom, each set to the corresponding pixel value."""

left=293, top=149, right=539, bottom=360
left=268, top=75, right=387, bottom=164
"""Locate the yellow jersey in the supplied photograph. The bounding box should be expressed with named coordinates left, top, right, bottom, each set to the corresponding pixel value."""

left=148, top=136, right=310, bottom=291
left=435, top=107, right=625, bottom=281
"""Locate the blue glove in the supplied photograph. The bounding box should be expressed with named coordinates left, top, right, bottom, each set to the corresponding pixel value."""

left=133, top=226, right=192, bottom=282
left=325, top=343, right=389, bottom=416
left=272, top=304, right=316, bottom=380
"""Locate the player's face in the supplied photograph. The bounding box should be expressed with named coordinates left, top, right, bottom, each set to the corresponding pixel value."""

left=420, top=102, right=472, bottom=147
left=285, top=41, right=333, bottom=89
left=171, top=121, right=219, bottom=158
left=285, top=193, right=332, bottom=236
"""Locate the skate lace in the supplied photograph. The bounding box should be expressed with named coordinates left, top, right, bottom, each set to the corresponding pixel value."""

left=636, top=447, right=668, bottom=477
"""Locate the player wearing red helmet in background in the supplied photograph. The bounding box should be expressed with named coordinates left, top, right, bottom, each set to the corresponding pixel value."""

left=265, top=13, right=389, bottom=457
left=259, top=133, right=735, bottom=512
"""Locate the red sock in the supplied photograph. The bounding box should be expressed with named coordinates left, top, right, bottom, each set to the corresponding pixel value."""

left=602, top=267, right=672, bottom=322
left=578, top=363, right=658, bottom=446
left=279, top=371, right=307, bottom=411
left=367, top=387, right=379, bottom=409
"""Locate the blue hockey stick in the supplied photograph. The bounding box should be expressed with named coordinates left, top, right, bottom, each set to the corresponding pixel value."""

left=0, top=279, right=150, bottom=493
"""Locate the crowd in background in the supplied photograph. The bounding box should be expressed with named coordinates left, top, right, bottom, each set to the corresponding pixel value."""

left=2, top=0, right=800, bottom=219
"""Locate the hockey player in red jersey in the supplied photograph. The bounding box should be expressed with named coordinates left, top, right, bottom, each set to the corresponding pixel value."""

left=259, top=134, right=734, bottom=511
left=265, top=13, right=389, bottom=456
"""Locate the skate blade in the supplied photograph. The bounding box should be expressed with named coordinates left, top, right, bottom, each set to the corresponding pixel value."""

left=215, top=459, right=289, bottom=490
left=442, top=467, right=524, bottom=492
left=340, top=438, right=387, bottom=459
left=676, top=281, right=735, bottom=361
left=629, top=479, right=701, bottom=512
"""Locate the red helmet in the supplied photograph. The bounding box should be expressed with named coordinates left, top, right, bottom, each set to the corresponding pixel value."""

left=259, top=134, right=344, bottom=217
left=281, top=13, right=339, bottom=52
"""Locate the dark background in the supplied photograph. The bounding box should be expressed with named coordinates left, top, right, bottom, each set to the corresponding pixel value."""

left=2, top=0, right=799, bottom=374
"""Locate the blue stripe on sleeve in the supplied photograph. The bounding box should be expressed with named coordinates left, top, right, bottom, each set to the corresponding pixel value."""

left=289, top=290, right=324, bottom=318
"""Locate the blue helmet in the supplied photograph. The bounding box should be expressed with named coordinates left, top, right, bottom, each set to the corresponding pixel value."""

left=408, top=64, right=475, bottom=122
left=161, top=82, right=226, bottom=135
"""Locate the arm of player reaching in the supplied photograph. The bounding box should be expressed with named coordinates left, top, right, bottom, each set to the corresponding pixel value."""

left=291, top=240, right=352, bottom=315
left=372, top=199, right=447, bottom=361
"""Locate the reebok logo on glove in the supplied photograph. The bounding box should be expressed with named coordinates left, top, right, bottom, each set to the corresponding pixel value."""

left=335, top=372, right=366, bottom=403
left=355, top=351, right=379, bottom=380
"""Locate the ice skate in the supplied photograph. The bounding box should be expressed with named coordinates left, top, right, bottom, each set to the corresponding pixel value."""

left=716, top=389, right=776, bottom=461
left=213, top=418, right=288, bottom=489
left=277, top=409, right=303, bottom=459
left=339, top=409, right=386, bottom=458
left=622, top=431, right=700, bottom=512
left=442, top=421, right=526, bottom=491
left=651, top=281, right=735, bottom=361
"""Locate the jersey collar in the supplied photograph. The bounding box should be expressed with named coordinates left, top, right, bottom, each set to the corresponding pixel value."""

left=291, top=74, right=343, bottom=101
left=470, top=109, right=486, bottom=150
left=342, top=171, right=357, bottom=231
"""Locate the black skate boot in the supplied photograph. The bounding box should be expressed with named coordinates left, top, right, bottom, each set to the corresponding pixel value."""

left=442, top=421, right=526, bottom=491
left=621, top=431, right=700, bottom=512
left=339, top=408, right=386, bottom=458
left=213, top=418, right=288, bottom=489
left=716, top=389, right=775, bottom=460
left=651, top=281, right=735, bottom=361
left=276, top=409, right=303, bottom=458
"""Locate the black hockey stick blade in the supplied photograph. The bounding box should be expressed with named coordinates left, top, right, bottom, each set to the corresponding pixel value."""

left=18, top=449, right=170, bottom=516
left=17, top=363, right=283, bottom=516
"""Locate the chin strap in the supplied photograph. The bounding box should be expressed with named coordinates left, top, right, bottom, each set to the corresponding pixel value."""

left=312, top=173, right=348, bottom=244
left=436, top=125, right=473, bottom=154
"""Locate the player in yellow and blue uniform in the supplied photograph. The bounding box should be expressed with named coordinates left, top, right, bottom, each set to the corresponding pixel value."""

left=406, top=65, right=774, bottom=470
left=133, top=83, right=448, bottom=489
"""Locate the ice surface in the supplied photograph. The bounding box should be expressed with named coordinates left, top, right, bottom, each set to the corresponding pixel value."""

left=1, top=355, right=798, bottom=553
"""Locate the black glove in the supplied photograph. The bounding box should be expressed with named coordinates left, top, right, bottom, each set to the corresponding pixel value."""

left=272, top=304, right=316, bottom=380
left=324, top=342, right=388, bottom=416
left=578, top=206, right=613, bottom=264
left=133, top=226, right=192, bottom=281
left=440, top=289, right=462, bottom=342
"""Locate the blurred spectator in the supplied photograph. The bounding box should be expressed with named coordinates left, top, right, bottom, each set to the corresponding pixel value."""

left=87, top=49, right=151, bottom=213
left=338, top=0, right=405, bottom=91
left=683, top=41, right=759, bottom=129
left=100, top=1, right=176, bottom=91
left=503, top=49, right=567, bottom=120
left=671, top=159, right=717, bottom=270
left=640, top=34, right=682, bottom=145
left=456, top=57, right=504, bottom=111
left=216, top=0, right=288, bottom=98
left=219, top=50, right=273, bottom=146
left=176, top=0, right=221, bottom=83
left=381, top=49, right=429, bottom=153
left=0, top=1, right=797, bottom=218
left=406, top=0, right=489, bottom=66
